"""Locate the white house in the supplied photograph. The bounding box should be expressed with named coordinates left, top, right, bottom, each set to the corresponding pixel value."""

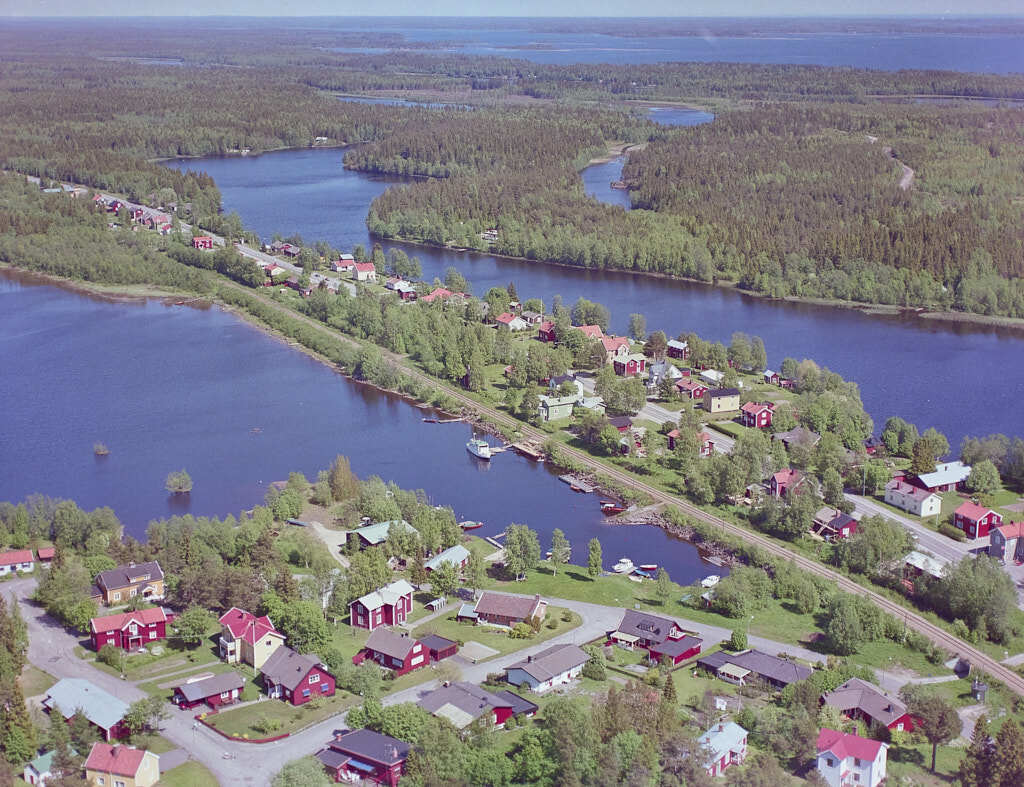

left=884, top=479, right=942, bottom=517
left=23, top=749, right=62, bottom=785
left=504, top=644, right=588, bottom=693
left=700, top=369, right=725, bottom=386
left=698, top=721, right=748, bottom=777
left=816, top=728, right=887, bottom=787
left=0, top=550, right=34, bottom=576
left=647, top=361, right=683, bottom=390
left=495, top=312, right=529, bottom=331
left=352, top=262, right=378, bottom=282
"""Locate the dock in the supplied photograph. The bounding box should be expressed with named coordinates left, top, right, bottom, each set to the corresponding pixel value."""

left=559, top=475, right=594, bottom=493
left=511, top=441, right=545, bottom=461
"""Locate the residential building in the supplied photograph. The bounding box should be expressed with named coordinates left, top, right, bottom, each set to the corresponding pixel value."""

left=608, top=415, right=633, bottom=433
left=36, top=546, right=55, bottom=565
left=770, top=469, right=804, bottom=498
left=676, top=379, right=709, bottom=400
left=816, top=728, right=888, bottom=787
left=495, top=312, right=528, bottom=331
left=647, top=360, right=683, bottom=390
left=504, top=643, right=589, bottom=692
left=763, top=370, right=781, bottom=385
left=537, top=394, right=576, bottom=422
left=700, top=369, right=725, bottom=386
left=520, top=310, right=544, bottom=325
left=704, top=388, right=740, bottom=414
left=357, top=628, right=428, bottom=675
left=84, top=744, right=159, bottom=787
left=91, top=561, right=164, bottom=605
left=821, top=678, right=916, bottom=732
left=575, top=324, right=604, bottom=340
left=953, top=500, right=1002, bottom=539
left=316, top=729, right=409, bottom=787
left=537, top=320, right=557, bottom=342
left=609, top=610, right=703, bottom=665
left=217, top=607, right=285, bottom=669
left=989, top=521, right=1024, bottom=563
left=772, top=426, right=822, bottom=451
left=884, top=479, right=942, bottom=517
left=348, top=519, right=418, bottom=549
left=613, top=353, right=647, bottom=377
left=418, top=681, right=537, bottom=728
left=349, top=579, right=415, bottom=631
left=23, top=748, right=73, bottom=786
left=0, top=549, right=34, bottom=576
left=352, top=262, right=377, bottom=282
left=699, top=721, right=748, bottom=777
left=666, top=339, right=689, bottom=359
left=740, top=401, right=774, bottom=429
left=421, top=287, right=460, bottom=303
left=424, top=544, right=470, bottom=573
left=812, top=508, right=859, bottom=541
left=473, top=592, right=546, bottom=627
left=172, top=672, right=245, bottom=710
left=43, top=679, right=129, bottom=742
left=601, top=335, right=631, bottom=363
left=260, top=646, right=336, bottom=706
left=903, top=550, right=951, bottom=593
left=90, top=607, right=168, bottom=652
left=696, top=649, right=812, bottom=689
left=915, top=461, right=972, bottom=493
left=191, top=236, right=213, bottom=250
left=420, top=634, right=459, bottom=662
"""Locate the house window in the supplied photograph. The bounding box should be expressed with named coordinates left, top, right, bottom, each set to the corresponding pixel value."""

left=825, top=758, right=834, bottom=767
left=220, top=691, right=231, bottom=699
left=854, top=758, right=862, bottom=767
left=130, top=588, right=137, bottom=597
left=149, top=631, right=157, bottom=639
left=113, top=592, right=121, bottom=601
left=303, top=689, right=311, bottom=697
left=896, top=723, right=904, bottom=731
left=116, top=781, right=125, bottom=787
left=853, top=775, right=860, bottom=783
left=309, top=673, right=320, bottom=684
left=97, top=779, right=105, bottom=786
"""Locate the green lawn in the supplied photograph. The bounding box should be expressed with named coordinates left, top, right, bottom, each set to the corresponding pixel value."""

left=131, top=732, right=178, bottom=755
left=19, top=664, right=56, bottom=697
left=137, top=662, right=257, bottom=702
left=158, top=761, right=219, bottom=787
left=204, top=691, right=355, bottom=739
left=412, top=605, right=582, bottom=659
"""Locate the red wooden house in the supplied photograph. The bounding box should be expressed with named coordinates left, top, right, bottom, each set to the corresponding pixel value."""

left=822, top=677, right=917, bottom=732
left=355, top=629, right=428, bottom=676
left=953, top=501, right=1003, bottom=539
left=260, top=646, right=336, bottom=706
left=420, top=634, right=458, bottom=662
left=35, top=546, right=55, bottom=565
left=609, top=610, right=702, bottom=665
left=90, top=607, right=168, bottom=652
left=667, top=339, right=689, bottom=359
left=676, top=379, right=708, bottom=400
left=192, top=236, right=214, bottom=249
left=537, top=320, right=557, bottom=342
left=666, top=430, right=714, bottom=457
left=770, top=468, right=804, bottom=498
left=316, top=729, right=409, bottom=787
left=473, top=592, right=547, bottom=626
left=740, top=402, right=774, bottom=429
left=613, top=354, right=647, bottom=377
left=173, top=671, right=245, bottom=710
left=349, top=579, right=415, bottom=631
left=763, top=370, right=781, bottom=386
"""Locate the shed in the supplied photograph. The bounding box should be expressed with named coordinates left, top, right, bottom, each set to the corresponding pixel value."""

left=420, top=634, right=459, bottom=662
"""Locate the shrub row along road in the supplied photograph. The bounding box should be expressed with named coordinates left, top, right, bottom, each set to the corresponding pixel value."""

left=217, top=283, right=1024, bottom=698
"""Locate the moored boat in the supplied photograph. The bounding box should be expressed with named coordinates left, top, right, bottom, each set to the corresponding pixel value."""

left=701, top=574, right=721, bottom=588
left=459, top=520, right=484, bottom=530
left=613, top=557, right=635, bottom=574
left=639, top=563, right=658, bottom=571
left=466, top=438, right=491, bottom=460
left=600, top=500, right=626, bottom=515
left=633, top=568, right=655, bottom=579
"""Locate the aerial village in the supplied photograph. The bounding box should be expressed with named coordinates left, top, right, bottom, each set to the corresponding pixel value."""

left=7, top=178, right=1024, bottom=787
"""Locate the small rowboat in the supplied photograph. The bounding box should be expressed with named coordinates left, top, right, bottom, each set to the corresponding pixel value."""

left=633, top=568, right=655, bottom=579
left=459, top=521, right=484, bottom=531
left=639, top=564, right=658, bottom=571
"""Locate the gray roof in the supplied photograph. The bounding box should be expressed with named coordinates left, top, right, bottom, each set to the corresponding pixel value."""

left=365, top=628, right=418, bottom=660
left=260, top=647, right=327, bottom=692
left=176, top=672, right=245, bottom=703
left=708, top=387, right=740, bottom=397
left=420, top=634, right=458, bottom=652
left=44, top=679, right=128, bottom=731
left=95, top=561, right=163, bottom=591
left=494, top=690, right=539, bottom=717
left=822, top=678, right=908, bottom=726
left=474, top=592, right=543, bottom=621
left=505, top=643, right=589, bottom=682
left=772, top=426, right=821, bottom=448
left=697, top=649, right=812, bottom=687
left=425, top=544, right=470, bottom=572
left=650, top=634, right=703, bottom=659
left=329, top=729, right=409, bottom=765
left=418, top=682, right=511, bottom=727
left=917, top=461, right=971, bottom=489
left=316, top=747, right=351, bottom=770
left=613, top=609, right=685, bottom=645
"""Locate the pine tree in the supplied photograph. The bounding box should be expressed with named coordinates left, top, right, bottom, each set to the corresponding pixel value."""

left=0, top=677, right=36, bottom=766
left=995, top=719, right=1024, bottom=787
left=587, top=538, right=603, bottom=578
left=958, top=713, right=993, bottom=787
left=662, top=673, right=678, bottom=704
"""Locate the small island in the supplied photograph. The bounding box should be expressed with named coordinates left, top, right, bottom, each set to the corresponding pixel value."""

left=165, top=468, right=193, bottom=494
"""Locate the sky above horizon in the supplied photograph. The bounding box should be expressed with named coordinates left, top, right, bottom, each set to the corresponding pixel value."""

left=2, top=2, right=1023, bottom=17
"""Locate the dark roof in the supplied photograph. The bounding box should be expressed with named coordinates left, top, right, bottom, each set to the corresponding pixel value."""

left=649, top=634, right=703, bottom=659
left=418, top=682, right=510, bottom=721
left=95, top=561, right=163, bottom=591
left=772, top=426, right=821, bottom=447
left=420, top=634, right=457, bottom=652
left=822, top=678, right=908, bottom=727
left=708, top=388, right=740, bottom=397
left=260, top=646, right=327, bottom=692
left=315, top=748, right=350, bottom=770
left=506, top=643, right=589, bottom=682
left=474, top=592, right=543, bottom=621
left=608, top=416, right=633, bottom=429
left=697, top=649, right=812, bottom=687
left=330, top=728, right=409, bottom=765
left=493, top=690, right=539, bottom=717
left=176, top=672, right=245, bottom=703
left=613, top=609, right=684, bottom=644
left=829, top=513, right=858, bottom=531
left=365, top=628, right=418, bottom=660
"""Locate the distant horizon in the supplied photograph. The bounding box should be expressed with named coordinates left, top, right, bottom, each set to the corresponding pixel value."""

left=3, top=13, right=1024, bottom=19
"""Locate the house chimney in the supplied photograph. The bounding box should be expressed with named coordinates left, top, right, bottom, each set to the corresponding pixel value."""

left=527, top=655, right=533, bottom=663
left=718, top=724, right=724, bottom=732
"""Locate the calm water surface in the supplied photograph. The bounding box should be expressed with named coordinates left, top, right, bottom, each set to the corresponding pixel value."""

left=0, top=272, right=717, bottom=583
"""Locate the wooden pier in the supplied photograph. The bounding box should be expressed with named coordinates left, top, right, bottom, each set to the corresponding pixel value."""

left=511, top=441, right=545, bottom=461
left=559, top=475, right=595, bottom=493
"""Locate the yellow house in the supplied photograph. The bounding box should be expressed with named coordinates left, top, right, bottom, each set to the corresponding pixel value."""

left=217, top=607, right=286, bottom=669
left=703, top=387, right=741, bottom=414
left=84, top=743, right=159, bottom=787
left=91, top=561, right=165, bottom=606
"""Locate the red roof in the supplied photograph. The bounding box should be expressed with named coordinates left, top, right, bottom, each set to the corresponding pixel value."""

left=538, top=320, right=555, bottom=332
left=995, top=521, right=1024, bottom=540
left=601, top=336, right=630, bottom=353
left=496, top=312, right=516, bottom=324
left=36, top=547, right=55, bottom=559
left=421, top=287, right=453, bottom=303
left=193, top=235, right=212, bottom=241
left=354, top=262, right=376, bottom=272
left=0, top=549, right=33, bottom=566
left=90, top=607, right=167, bottom=633
left=741, top=402, right=771, bottom=415
left=772, top=468, right=802, bottom=486
left=85, top=744, right=148, bottom=777
left=955, top=500, right=997, bottom=523
left=667, top=429, right=680, bottom=438
left=575, top=325, right=603, bottom=339
left=816, top=728, right=883, bottom=761
left=698, top=431, right=713, bottom=443
left=218, top=607, right=282, bottom=645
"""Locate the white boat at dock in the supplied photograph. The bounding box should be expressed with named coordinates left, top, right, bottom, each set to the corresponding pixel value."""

left=613, top=557, right=635, bottom=574
left=701, top=574, right=721, bottom=588
left=466, top=438, right=491, bottom=460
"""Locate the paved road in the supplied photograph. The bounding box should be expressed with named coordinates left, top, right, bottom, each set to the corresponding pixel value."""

left=845, top=493, right=978, bottom=565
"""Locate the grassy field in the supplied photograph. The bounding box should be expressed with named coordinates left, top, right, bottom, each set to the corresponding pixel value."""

left=157, top=761, right=219, bottom=787
left=19, top=664, right=56, bottom=697
left=137, top=661, right=258, bottom=702
left=412, top=605, right=582, bottom=660
left=131, top=732, right=178, bottom=754
left=204, top=691, right=355, bottom=739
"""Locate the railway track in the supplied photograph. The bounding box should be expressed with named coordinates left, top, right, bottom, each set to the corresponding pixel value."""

left=224, top=281, right=1024, bottom=698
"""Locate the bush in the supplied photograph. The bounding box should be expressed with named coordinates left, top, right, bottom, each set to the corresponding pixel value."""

left=253, top=716, right=283, bottom=735
left=561, top=610, right=572, bottom=623
left=97, top=644, right=123, bottom=669
left=727, top=629, right=748, bottom=651
left=939, top=523, right=966, bottom=542
left=510, top=622, right=533, bottom=639
left=504, top=716, right=518, bottom=730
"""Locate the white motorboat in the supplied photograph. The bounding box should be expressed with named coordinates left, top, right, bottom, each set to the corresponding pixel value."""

left=613, top=558, right=635, bottom=574
left=701, top=574, right=721, bottom=588
left=466, top=438, right=492, bottom=460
